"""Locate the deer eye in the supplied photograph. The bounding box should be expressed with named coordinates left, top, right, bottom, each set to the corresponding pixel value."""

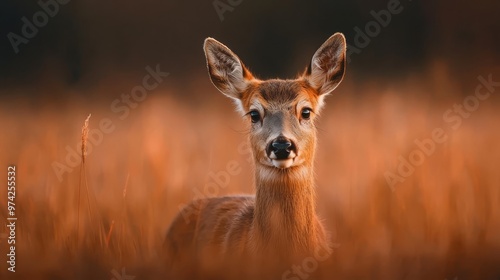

left=249, top=110, right=261, bottom=123
left=301, top=108, right=312, bottom=120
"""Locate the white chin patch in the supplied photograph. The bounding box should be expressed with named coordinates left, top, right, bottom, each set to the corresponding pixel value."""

left=271, top=158, right=294, bottom=169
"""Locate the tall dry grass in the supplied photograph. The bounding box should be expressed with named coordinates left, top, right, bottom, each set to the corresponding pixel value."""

left=0, top=64, right=499, bottom=279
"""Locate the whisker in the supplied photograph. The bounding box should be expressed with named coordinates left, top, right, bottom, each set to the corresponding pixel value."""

left=314, top=123, right=327, bottom=134
left=228, top=126, right=251, bottom=135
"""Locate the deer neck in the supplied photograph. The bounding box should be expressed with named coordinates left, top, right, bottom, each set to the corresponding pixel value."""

left=252, top=163, right=320, bottom=253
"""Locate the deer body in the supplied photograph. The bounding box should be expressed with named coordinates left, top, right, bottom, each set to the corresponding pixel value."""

left=164, top=33, right=346, bottom=278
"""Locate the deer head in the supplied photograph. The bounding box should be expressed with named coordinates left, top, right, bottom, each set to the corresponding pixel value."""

left=204, top=33, right=346, bottom=171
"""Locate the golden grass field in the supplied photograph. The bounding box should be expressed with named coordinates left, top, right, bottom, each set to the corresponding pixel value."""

left=1, top=62, right=500, bottom=279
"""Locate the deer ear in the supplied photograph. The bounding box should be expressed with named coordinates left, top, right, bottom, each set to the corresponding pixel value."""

left=204, top=38, right=254, bottom=103
left=304, top=33, right=346, bottom=97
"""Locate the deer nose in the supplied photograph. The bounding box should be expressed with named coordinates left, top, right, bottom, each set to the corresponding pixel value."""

left=268, top=137, right=295, bottom=160
left=272, top=141, right=291, bottom=151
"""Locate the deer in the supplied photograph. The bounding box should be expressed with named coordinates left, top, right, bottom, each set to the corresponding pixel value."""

left=163, top=33, right=346, bottom=279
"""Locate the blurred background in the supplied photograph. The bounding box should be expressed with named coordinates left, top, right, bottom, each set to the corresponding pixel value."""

left=0, top=0, right=499, bottom=279
left=1, top=0, right=499, bottom=94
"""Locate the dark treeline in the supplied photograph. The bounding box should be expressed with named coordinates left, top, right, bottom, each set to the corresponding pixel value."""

left=0, top=0, right=499, bottom=95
